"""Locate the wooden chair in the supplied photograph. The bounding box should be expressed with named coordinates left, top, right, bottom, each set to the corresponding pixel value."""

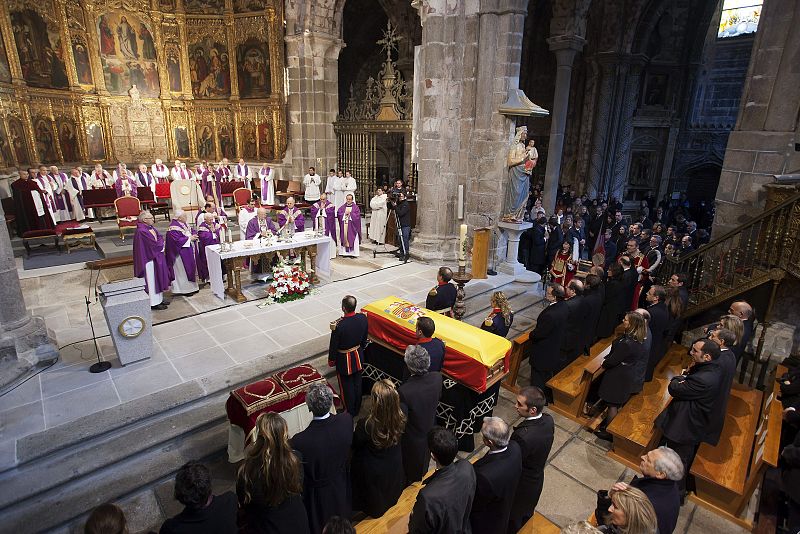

left=115, top=196, right=141, bottom=240
left=275, top=180, right=302, bottom=204
left=232, top=187, right=251, bottom=215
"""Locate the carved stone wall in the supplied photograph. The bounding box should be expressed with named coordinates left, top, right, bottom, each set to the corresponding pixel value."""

left=0, top=0, right=286, bottom=168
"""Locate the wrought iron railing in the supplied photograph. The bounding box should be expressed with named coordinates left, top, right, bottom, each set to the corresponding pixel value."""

left=657, top=191, right=800, bottom=316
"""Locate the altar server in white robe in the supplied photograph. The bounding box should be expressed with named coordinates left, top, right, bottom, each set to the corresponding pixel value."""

left=235, top=158, right=252, bottom=189
left=303, top=166, right=321, bottom=203
left=368, top=188, right=388, bottom=244
left=259, top=163, right=275, bottom=205
left=152, top=159, right=170, bottom=183
left=325, top=168, right=336, bottom=196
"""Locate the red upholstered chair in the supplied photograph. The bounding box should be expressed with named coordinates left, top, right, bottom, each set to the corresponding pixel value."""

left=232, top=187, right=251, bottom=216
left=115, top=196, right=141, bottom=240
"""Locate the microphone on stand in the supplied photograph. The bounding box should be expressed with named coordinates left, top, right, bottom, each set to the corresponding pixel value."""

left=481, top=214, right=498, bottom=276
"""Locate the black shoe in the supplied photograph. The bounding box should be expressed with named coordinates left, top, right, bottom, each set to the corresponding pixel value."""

left=403, top=255, right=410, bottom=262
left=594, top=428, right=613, bottom=441
left=185, top=291, right=199, bottom=297
left=151, top=303, right=168, bottom=310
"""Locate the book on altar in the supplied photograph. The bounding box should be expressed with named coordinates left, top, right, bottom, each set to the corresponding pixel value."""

left=362, top=296, right=512, bottom=393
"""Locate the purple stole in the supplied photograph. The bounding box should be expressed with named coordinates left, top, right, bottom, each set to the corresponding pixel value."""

left=244, top=216, right=277, bottom=240
left=196, top=221, right=220, bottom=280
left=165, top=219, right=197, bottom=282
left=153, top=164, right=169, bottom=182
left=133, top=222, right=173, bottom=294
left=52, top=173, right=74, bottom=212
left=219, top=166, right=232, bottom=181
left=93, top=171, right=112, bottom=187
left=201, top=169, right=222, bottom=202
left=236, top=164, right=249, bottom=179
left=278, top=207, right=305, bottom=233
left=70, top=174, right=87, bottom=209
left=337, top=203, right=361, bottom=252
left=179, top=168, right=192, bottom=180
left=136, top=171, right=154, bottom=188
left=115, top=176, right=138, bottom=197
left=311, top=200, right=337, bottom=241
left=34, top=176, right=57, bottom=211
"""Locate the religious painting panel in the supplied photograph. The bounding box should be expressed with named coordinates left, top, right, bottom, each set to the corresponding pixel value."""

left=166, top=46, right=183, bottom=93
left=241, top=122, right=257, bottom=159
left=0, top=122, right=14, bottom=165
left=237, top=38, right=271, bottom=98
left=87, top=123, right=106, bottom=161
left=218, top=123, right=236, bottom=159
left=57, top=119, right=80, bottom=162
left=159, top=0, right=177, bottom=11
left=7, top=117, right=30, bottom=164
left=34, top=118, right=58, bottom=162
left=0, top=29, right=11, bottom=83
left=642, top=73, right=669, bottom=107
left=257, top=121, right=274, bottom=161
left=72, top=40, right=94, bottom=86
left=174, top=126, right=190, bottom=158
left=195, top=123, right=216, bottom=160
left=629, top=151, right=658, bottom=188
left=189, top=37, right=231, bottom=99
left=234, top=0, right=267, bottom=14
left=10, top=8, right=69, bottom=89
left=96, top=12, right=160, bottom=97
left=184, top=0, right=225, bottom=15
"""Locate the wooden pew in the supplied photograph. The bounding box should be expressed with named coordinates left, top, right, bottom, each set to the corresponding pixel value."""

left=605, top=343, right=685, bottom=469
left=688, top=366, right=784, bottom=528
left=545, top=335, right=616, bottom=422
left=501, top=331, right=531, bottom=394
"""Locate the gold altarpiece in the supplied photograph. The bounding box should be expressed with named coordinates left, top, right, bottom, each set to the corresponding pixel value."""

left=0, top=0, right=286, bottom=168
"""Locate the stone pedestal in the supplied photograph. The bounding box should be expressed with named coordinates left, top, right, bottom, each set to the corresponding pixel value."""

left=100, top=279, right=153, bottom=366
left=497, top=221, right=540, bottom=282
left=0, top=202, right=58, bottom=391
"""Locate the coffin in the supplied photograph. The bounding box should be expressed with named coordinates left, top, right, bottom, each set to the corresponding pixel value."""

left=363, top=296, right=512, bottom=393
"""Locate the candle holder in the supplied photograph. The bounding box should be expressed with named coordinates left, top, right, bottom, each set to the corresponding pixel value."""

left=451, top=265, right=473, bottom=321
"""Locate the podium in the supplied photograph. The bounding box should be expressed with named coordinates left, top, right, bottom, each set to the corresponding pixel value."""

left=100, top=279, right=153, bottom=366
left=471, top=227, right=490, bottom=279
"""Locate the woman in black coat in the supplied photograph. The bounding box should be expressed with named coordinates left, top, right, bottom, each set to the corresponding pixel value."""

left=596, top=262, right=627, bottom=339
left=351, top=379, right=407, bottom=518
left=593, top=312, right=648, bottom=441
left=237, top=412, right=310, bottom=534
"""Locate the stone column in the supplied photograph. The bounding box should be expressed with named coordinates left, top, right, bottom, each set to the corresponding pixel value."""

left=607, top=56, right=645, bottom=201
left=586, top=53, right=623, bottom=198
left=0, top=202, right=58, bottom=389
left=542, top=34, right=585, bottom=214
left=284, top=32, right=343, bottom=180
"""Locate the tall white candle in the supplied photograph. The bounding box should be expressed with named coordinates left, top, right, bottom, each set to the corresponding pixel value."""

left=457, top=185, right=464, bottom=220
left=459, top=223, right=467, bottom=265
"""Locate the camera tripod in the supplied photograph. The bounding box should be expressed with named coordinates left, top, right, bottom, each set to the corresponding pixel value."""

left=373, top=205, right=408, bottom=263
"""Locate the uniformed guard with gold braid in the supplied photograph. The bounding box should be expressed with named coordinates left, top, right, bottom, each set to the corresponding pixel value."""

left=425, top=266, right=457, bottom=317
left=329, top=295, right=369, bottom=415
left=480, top=291, right=514, bottom=338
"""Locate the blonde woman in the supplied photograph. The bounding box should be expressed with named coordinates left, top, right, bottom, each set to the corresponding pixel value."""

left=236, top=412, right=310, bottom=534
left=351, top=379, right=408, bottom=518
left=592, top=312, right=649, bottom=441
left=481, top=291, right=514, bottom=338
left=602, top=485, right=658, bottom=534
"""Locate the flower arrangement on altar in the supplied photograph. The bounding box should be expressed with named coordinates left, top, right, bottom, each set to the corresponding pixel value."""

left=264, top=262, right=311, bottom=304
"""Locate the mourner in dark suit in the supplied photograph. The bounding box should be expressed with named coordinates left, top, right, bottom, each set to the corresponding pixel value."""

left=416, top=316, right=446, bottom=372
left=561, top=280, right=590, bottom=362
left=351, top=380, right=407, bottom=518
left=545, top=216, right=564, bottom=266
left=527, top=283, right=569, bottom=402
left=644, top=286, right=671, bottom=381
left=706, top=328, right=738, bottom=446
left=597, top=263, right=627, bottom=339
left=329, top=295, right=369, bottom=416
left=620, top=255, right=639, bottom=312
left=425, top=266, right=457, bottom=317
left=409, top=427, right=476, bottom=534
left=470, top=417, right=522, bottom=534
left=655, top=338, right=723, bottom=493
left=508, top=386, right=554, bottom=533
left=594, top=312, right=649, bottom=441
left=614, top=446, right=684, bottom=534
left=667, top=273, right=689, bottom=310
left=782, top=417, right=800, bottom=534
left=527, top=217, right=547, bottom=275
left=399, top=345, right=443, bottom=484
left=161, top=461, right=238, bottom=534
left=582, top=274, right=605, bottom=354
left=728, top=300, right=754, bottom=363
left=291, top=384, right=353, bottom=534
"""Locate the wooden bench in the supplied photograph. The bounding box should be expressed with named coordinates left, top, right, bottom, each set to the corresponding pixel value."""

left=688, top=366, right=784, bottom=528
left=546, top=335, right=616, bottom=422
left=605, top=343, right=685, bottom=469
left=501, top=330, right=531, bottom=394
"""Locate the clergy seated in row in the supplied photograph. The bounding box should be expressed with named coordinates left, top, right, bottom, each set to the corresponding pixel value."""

left=152, top=159, right=170, bottom=183
left=338, top=193, right=361, bottom=258
left=197, top=212, right=224, bottom=284
left=277, top=196, right=305, bottom=234
left=172, top=162, right=195, bottom=181
left=164, top=210, right=199, bottom=297
left=48, top=165, right=83, bottom=222
left=11, top=169, right=56, bottom=233
left=90, top=164, right=114, bottom=188
left=135, top=164, right=157, bottom=195
left=133, top=210, right=172, bottom=310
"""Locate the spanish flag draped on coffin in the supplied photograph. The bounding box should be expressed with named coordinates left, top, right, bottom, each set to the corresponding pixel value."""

left=363, top=296, right=512, bottom=392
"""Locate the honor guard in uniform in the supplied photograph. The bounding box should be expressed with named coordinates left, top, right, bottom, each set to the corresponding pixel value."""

left=425, top=266, right=457, bottom=317
left=329, top=295, right=369, bottom=416
left=481, top=291, right=514, bottom=338
left=415, top=316, right=445, bottom=372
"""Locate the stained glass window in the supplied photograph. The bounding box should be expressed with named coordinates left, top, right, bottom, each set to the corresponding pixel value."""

left=718, top=0, right=762, bottom=38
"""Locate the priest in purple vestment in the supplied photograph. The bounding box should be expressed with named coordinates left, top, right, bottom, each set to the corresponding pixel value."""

left=244, top=207, right=278, bottom=239
left=133, top=211, right=172, bottom=309
left=115, top=170, right=138, bottom=198
left=277, top=196, right=305, bottom=234
left=49, top=166, right=74, bottom=222
left=165, top=210, right=199, bottom=295
left=337, top=193, right=361, bottom=257
left=311, top=192, right=337, bottom=241
left=201, top=165, right=223, bottom=207
left=196, top=212, right=224, bottom=283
